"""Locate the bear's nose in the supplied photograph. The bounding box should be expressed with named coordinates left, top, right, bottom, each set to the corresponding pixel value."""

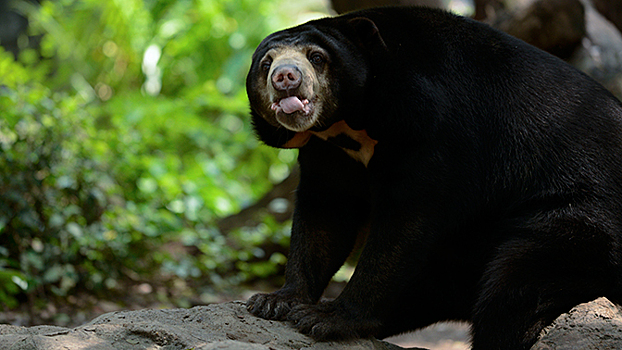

left=271, top=65, right=302, bottom=91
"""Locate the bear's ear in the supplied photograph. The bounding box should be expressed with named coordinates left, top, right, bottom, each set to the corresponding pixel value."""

left=347, top=17, right=388, bottom=52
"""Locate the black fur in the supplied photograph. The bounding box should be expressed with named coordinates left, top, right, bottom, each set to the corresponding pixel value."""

left=246, top=7, right=622, bottom=350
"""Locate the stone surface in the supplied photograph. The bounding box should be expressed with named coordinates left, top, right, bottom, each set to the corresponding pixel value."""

left=532, top=297, right=622, bottom=350
left=0, top=301, right=410, bottom=350
left=2, top=298, right=621, bottom=350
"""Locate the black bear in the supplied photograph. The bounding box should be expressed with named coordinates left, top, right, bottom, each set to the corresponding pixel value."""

left=245, top=6, right=622, bottom=350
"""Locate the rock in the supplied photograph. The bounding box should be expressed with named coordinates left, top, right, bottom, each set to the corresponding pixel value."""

left=0, top=301, right=412, bottom=350
left=531, top=297, right=622, bottom=349
left=494, top=0, right=587, bottom=59
left=3, top=298, right=620, bottom=350
left=569, top=0, right=622, bottom=99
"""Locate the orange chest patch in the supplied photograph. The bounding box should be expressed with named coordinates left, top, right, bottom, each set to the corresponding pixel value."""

left=283, top=121, right=377, bottom=167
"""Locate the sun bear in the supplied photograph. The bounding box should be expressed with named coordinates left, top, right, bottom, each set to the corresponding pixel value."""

left=245, top=6, right=622, bottom=350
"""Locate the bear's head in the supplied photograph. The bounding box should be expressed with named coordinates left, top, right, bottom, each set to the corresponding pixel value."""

left=247, top=16, right=387, bottom=149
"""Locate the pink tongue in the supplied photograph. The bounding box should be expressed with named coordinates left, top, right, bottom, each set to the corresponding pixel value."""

left=280, top=96, right=304, bottom=114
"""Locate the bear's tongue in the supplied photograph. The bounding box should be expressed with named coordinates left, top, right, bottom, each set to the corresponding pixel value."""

left=280, top=96, right=304, bottom=114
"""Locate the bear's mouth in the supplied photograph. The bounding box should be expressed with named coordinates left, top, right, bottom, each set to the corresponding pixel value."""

left=270, top=96, right=313, bottom=115
left=270, top=96, right=318, bottom=132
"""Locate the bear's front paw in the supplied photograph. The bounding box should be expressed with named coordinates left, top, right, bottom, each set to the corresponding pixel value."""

left=287, top=301, right=382, bottom=340
left=246, top=288, right=310, bottom=320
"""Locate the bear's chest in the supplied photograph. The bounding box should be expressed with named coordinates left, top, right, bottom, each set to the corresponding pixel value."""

left=311, top=120, right=378, bottom=167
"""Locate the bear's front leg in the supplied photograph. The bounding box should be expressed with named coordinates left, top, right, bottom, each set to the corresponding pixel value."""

left=288, top=299, right=382, bottom=340
left=284, top=202, right=443, bottom=341
left=247, top=140, right=371, bottom=321
left=246, top=194, right=365, bottom=319
left=284, top=248, right=397, bottom=340
left=247, top=284, right=313, bottom=320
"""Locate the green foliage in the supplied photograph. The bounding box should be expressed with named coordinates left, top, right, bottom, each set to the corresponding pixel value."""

left=0, top=75, right=116, bottom=303
left=0, top=0, right=328, bottom=307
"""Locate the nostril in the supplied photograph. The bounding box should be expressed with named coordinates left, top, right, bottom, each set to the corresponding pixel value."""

left=271, top=65, right=302, bottom=91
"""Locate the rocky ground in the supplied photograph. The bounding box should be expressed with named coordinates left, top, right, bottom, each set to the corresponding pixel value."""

left=2, top=297, right=621, bottom=350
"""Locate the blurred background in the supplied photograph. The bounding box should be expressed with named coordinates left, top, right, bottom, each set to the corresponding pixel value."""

left=1, top=0, right=621, bottom=348
left=0, top=0, right=333, bottom=327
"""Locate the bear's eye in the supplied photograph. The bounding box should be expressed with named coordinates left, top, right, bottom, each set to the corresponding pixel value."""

left=309, top=52, right=325, bottom=66
left=261, top=60, right=272, bottom=72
